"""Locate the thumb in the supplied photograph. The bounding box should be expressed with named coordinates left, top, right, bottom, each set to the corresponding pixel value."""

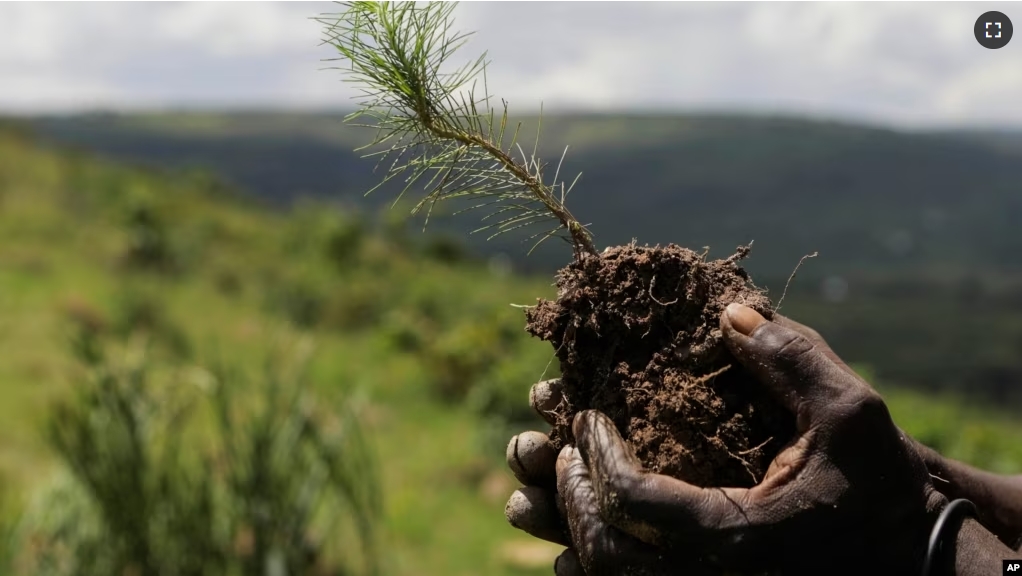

left=720, top=303, right=859, bottom=429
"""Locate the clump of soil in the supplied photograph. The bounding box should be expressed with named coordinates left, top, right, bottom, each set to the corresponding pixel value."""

left=525, top=242, right=795, bottom=487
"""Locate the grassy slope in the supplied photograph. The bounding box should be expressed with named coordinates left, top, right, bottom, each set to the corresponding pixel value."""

left=0, top=128, right=1020, bottom=575
left=0, top=129, right=560, bottom=575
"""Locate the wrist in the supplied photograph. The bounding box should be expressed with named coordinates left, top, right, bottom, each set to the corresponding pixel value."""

left=912, top=436, right=1022, bottom=546
left=952, top=517, right=1016, bottom=576
left=917, top=498, right=1017, bottom=576
left=910, top=491, right=951, bottom=575
left=922, top=498, right=977, bottom=576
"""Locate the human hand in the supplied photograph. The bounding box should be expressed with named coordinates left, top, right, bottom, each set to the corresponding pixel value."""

left=508, top=304, right=954, bottom=575
left=734, top=312, right=1022, bottom=551
left=912, top=440, right=1022, bottom=550
left=505, top=378, right=704, bottom=575
left=555, top=303, right=948, bottom=574
left=502, top=312, right=856, bottom=573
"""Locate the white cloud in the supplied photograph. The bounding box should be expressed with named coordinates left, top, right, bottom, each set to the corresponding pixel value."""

left=0, top=2, right=1019, bottom=128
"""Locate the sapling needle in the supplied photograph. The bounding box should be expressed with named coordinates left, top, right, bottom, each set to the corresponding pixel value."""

left=318, top=1, right=597, bottom=257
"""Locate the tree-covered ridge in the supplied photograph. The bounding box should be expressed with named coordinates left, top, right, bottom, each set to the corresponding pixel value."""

left=23, top=113, right=1022, bottom=401
left=26, top=113, right=1022, bottom=277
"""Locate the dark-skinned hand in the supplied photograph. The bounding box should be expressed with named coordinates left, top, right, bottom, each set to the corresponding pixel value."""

left=505, top=303, right=954, bottom=575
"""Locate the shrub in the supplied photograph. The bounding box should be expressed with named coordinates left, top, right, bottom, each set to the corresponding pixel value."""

left=0, top=478, right=16, bottom=574
left=466, top=342, right=556, bottom=426
left=420, top=321, right=499, bottom=402
left=267, top=279, right=327, bottom=330
left=210, top=353, right=380, bottom=576
left=214, top=268, right=244, bottom=297
left=379, top=309, right=433, bottom=353
left=41, top=345, right=224, bottom=576
left=112, top=290, right=192, bottom=360
left=61, top=296, right=108, bottom=367
left=420, top=235, right=468, bottom=265
left=414, top=307, right=555, bottom=419
left=325, top=219, right=365, bottom=270
left=121, top=200, right=179, bottom=274
left=321, top=279, right=390, bottom=333
left=14, top=337, right=380, bottom=576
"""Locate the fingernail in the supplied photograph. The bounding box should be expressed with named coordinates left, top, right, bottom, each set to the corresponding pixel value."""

left=530, top=379, right=563, bottom=414
left=507, top=431, right=557, bottom=485
left=504, top=488, right=536, bottom=530
left=506, top=435, right=524, bottom=477
left=725, top=303, right=767, bottom=336
left=571, top=411, right=588, bottom=437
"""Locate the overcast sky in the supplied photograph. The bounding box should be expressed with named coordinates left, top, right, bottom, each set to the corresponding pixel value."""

left=1, top=2, right=1019, bottom=129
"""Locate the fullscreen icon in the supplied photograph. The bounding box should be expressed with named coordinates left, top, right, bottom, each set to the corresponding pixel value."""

left=975, top=11, right=1013, bottom=49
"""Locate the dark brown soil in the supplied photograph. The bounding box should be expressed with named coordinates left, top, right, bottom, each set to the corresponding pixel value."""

left=525, top=242, right=795, bottom=488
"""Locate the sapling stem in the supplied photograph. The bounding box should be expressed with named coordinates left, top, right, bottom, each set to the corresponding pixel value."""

left=318, top=1, right=597, bottom=258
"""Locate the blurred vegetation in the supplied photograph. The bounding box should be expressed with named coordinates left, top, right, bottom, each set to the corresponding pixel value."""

left=0, top=120, right=1019, bottom=576
left=27, top=112, right=1022, bottom=402
left=0, top=126, right=558, bottom=575
left=13, top=329, right=379, bottom=576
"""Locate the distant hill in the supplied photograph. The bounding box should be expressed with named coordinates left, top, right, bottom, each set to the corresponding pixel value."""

left=17, top=112, right=1022, bottom=400
left=26, top=113, right=1022, bottom=280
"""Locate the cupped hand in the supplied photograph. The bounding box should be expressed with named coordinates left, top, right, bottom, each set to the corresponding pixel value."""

left=506, top=304, right=948, bottom=575
left=505, top=378, right=703, bottom=575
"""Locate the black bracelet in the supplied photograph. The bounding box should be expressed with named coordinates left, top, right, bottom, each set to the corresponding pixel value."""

left=921, top=498, right=978, bottom=576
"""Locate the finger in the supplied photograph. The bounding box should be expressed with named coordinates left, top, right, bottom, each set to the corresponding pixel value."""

left=505, top=486, right=570, bottom=546
left=554, top=549, right=585, bottom=576
left=773, top=314, right=859, bottom=380
left=507, top=431, right=557, bottom=486
left=721, top=304, right=873, bottom=428
left=771, top=314, right=827, bottom=349
left=556, top=445, right=604, bottom=555
left=530, top=378, right=564, bottom=426
left=571, top=411, right=755, bottom=552
left=556, top=443, right=718, bottom=575
left=775, top=316, right=930, bottom=466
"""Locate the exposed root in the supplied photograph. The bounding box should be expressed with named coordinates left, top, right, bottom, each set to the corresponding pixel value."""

left=648, top=275, right=680, bottom=306
left=737, top=436, right=775, bottom=456
left=774, top=251, right=818, bottom=313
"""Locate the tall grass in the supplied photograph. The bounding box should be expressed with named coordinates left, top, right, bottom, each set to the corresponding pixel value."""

left=10, top=329, right=379, bottom=576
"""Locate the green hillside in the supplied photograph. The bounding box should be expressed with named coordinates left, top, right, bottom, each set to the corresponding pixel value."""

left=0, top=124, right=1020, bottom=574
left=24, top=113, right=1022, bottom=402
left=28, top=112, right=1022, bottom=278
left=0, top=126, right=562, bottom=575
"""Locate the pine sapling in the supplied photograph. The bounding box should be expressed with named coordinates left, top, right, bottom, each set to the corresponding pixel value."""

left=319, top=1, right=795, bottom=491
